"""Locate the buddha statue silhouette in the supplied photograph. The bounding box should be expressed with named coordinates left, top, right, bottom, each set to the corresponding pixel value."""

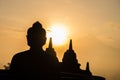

left=10, top=21, right=59, bottom=80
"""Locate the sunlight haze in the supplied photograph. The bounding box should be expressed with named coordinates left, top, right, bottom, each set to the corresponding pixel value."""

left=46, top=24, right=69, bottom=46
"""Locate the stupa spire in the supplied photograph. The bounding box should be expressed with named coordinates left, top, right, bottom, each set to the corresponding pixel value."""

left=86, top=62, right=90, bottom=72
left=49, top=37, right=52, bottom=49
left=69, top=39, right=73, bottom=50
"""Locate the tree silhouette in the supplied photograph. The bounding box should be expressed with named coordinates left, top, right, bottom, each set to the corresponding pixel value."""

left=3, top=63, right=10, bottom=70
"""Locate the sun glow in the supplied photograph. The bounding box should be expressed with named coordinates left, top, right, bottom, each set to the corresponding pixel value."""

left=47, top=24, right=69, bottom=46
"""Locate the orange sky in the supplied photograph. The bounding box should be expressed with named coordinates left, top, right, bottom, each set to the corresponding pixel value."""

left=0, top=0, right=120, bottom=80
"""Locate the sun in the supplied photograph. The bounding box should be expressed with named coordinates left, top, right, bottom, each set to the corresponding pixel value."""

left=47, top=24, right=69, bottom=46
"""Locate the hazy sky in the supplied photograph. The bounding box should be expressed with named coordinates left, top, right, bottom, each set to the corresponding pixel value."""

left=0, top=0, right=120, bottom=80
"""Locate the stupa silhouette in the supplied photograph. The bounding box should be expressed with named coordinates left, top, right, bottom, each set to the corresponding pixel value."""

left=47, top=38, right=105, bottom=80
left=62, top=39, right=81, bottom=72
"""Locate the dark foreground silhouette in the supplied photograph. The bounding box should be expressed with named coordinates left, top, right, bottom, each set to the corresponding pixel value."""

left=0, top=21, right=105, bottom=80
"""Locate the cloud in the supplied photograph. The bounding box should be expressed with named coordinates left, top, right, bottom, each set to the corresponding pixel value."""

left=7, top=27, right=25, bottom=32
left=1, top=26, right=25, bottom=32
left=108, top=22, right=120, bottom=29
